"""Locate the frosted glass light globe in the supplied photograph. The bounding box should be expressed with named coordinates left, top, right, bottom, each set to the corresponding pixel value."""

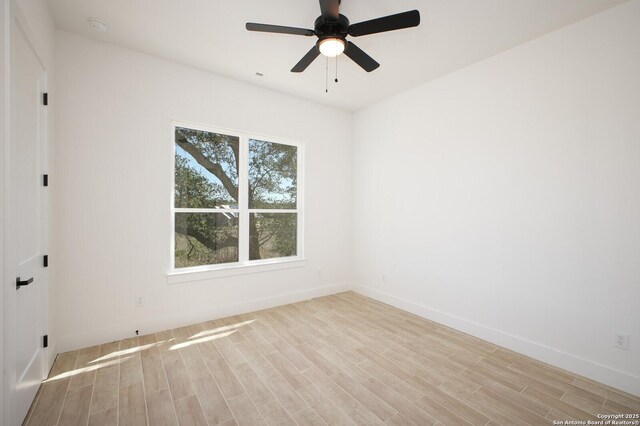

left=319, top=38, right=346, bottom=57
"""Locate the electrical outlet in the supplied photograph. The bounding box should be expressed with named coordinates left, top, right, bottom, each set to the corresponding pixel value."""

left=135, top=288, right=145, bottom=307
left=316, top=270, right=322, bottom=279
left=135, top=295, right=145, bottom=307
left=614, top=332, right=629, bottom=350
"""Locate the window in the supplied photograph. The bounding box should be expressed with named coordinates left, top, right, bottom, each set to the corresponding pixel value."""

left=172, top=124, right=303, bottom=273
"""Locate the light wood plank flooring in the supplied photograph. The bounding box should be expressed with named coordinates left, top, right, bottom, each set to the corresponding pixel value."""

left=24, top=292, right=640, bottom=425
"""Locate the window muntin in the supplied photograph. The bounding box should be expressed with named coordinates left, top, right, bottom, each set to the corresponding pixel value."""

left=172, top=124, right=302, bottom=271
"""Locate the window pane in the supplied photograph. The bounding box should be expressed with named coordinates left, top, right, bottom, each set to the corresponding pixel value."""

left=249, top=213, right=297, bottom=260
left=175, top=127, right=239, bottom=208
left=248, top=139, right=297, bottom=209
left=175, top=213, right=238, bottom=267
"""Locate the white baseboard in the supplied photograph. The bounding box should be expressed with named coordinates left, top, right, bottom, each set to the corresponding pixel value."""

left=352, top=284, right=640, bottom=397
left=46, top=343, right=57, bottom=374
left=57, top=282, right=350, bottom=353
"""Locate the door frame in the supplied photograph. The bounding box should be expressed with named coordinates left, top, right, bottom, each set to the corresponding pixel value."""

left=1, top=0, right=8, bottom=419
left=2, top=1, right=50, bottom=424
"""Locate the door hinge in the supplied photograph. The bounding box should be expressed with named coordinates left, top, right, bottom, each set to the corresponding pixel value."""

left=43, top=92, right=48, bottom=106
left=43, top=255, right=49, bottom=268
left=43, top=174, right=48, bottom=187
left=43, top=335, right=48, bottom=348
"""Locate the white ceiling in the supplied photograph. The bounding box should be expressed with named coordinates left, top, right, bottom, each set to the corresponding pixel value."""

left=46, top=0, right=629, bottom=111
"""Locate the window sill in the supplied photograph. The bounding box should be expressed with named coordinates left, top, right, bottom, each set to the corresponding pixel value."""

left=167, top=258, right=307, bottom=284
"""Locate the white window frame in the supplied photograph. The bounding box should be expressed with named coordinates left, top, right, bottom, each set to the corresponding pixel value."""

left=168, top=121, right=305, bottom=283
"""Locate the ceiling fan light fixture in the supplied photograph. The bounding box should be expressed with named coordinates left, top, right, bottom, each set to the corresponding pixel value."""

left=247, top=2, right=420, bottom=73
left=318, top=38, right=345, bottom=57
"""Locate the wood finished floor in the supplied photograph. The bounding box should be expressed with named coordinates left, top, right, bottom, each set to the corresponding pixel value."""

left=24, top=291, right=640, bottom=426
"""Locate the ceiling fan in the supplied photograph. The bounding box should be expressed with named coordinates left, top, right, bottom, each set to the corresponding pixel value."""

left=246, top=0, right=420, bottom=73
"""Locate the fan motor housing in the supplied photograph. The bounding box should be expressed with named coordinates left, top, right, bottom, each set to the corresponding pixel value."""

left=314, top=14, right=350, bottom=40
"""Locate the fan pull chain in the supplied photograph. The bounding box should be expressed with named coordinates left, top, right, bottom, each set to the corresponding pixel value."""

left=335, top=55, right=339, bottom=83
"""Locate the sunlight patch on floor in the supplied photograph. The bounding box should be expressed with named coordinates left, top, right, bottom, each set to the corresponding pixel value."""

left=89, top=342, right=166, bottom=364
left=189, top=319, right=255, bottom=339
left=170, top=330, right=235, bottom=350
left=44, top=356, right=133, bottom=382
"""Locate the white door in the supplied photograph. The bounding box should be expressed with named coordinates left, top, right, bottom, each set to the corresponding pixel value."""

left=9, top=17, right=48, bottom=425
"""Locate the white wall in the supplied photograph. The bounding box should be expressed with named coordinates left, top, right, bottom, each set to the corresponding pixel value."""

left=353, top=1, right=640, bottom=395
left=53, top=31, right=353, bottom=352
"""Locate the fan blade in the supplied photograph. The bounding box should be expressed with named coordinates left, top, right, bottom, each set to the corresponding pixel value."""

left=348, top=10, right=420, bottom=37
left=344, top=41, right=379, bottom=72
left=246, top=23, right=315, bottom=36
left=319, top=0, right=340, bottom=20
left=291, top=46, right=320, bottom=72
